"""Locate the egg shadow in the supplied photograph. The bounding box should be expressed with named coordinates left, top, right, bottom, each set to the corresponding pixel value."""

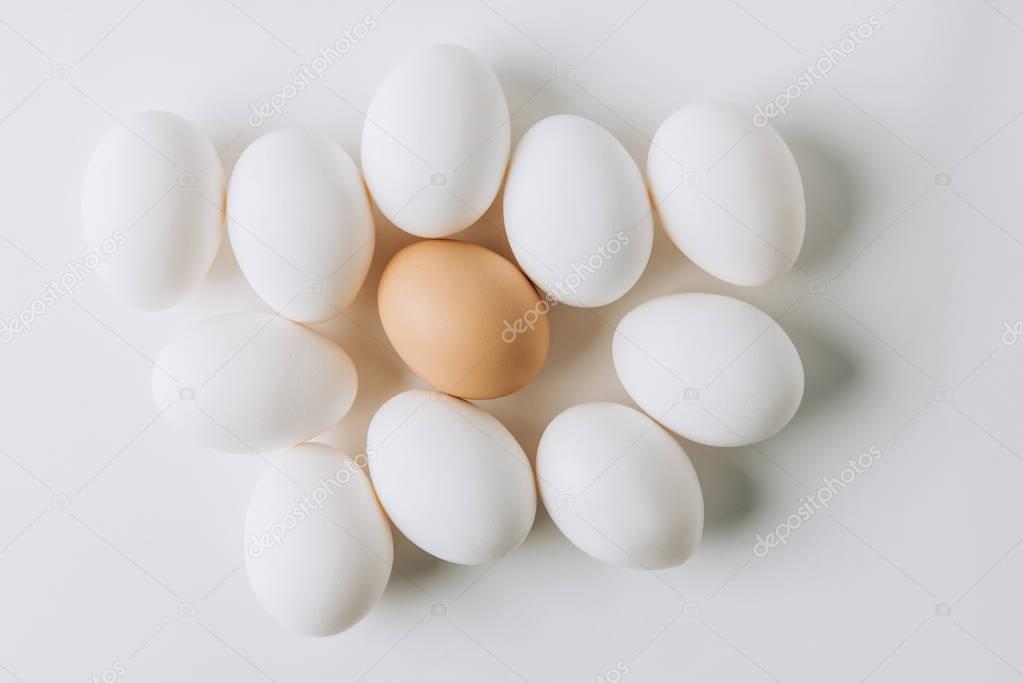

left=455, top=184, right=513, bottom=258
left=389, top=525, right=446, bottom=586
left=198, top=226, right=245, bottom=290
left=784, top=132, right=861, bottom=277
left=548, top=303, right=613, bottom=378
left=681, top=439, right=758, bottom=535
left=780, top=316, right=859, bottom=425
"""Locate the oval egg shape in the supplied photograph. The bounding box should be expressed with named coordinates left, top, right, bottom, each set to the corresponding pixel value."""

left=647, top=102, right=805, bottom=286
left=366, top=390, right=536, bottom=565
left=81, top=111, right=225, bottom=310
left=361, top=44, right=510, bottom=237
left=152, top=313, right=357, bottom=453
left=613, top=293, right=804, bottom=447
left=538, top=402, right=703, bottom=569
left=227, top=129, right=375, bottom=324
left=503, top=114, right=653, bottom=308
left=377, top=240, right=549, bottom=400
left=245, top=443, right=392, bottom=636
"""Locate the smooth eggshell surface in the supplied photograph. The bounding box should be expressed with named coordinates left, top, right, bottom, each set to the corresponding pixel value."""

left=81, top=111, right=225, bottom=310
left=613, top=293, right=804, bottom=447
left=152, top=313, right=357, bottom=453
left=647, top=102, right=805, bottom=286
left=361, top=44, right=510, bottom=237
left=245, top=443, right=392, bottom=636
left=227, top=129, right=375, bottom=323
left=503, top=114, right=653, bottom=307
left=366, top=390, right=536, bottom=565
left=377, top=240, right=549, bottom=399
left=538, top=402, right=703, bottom=569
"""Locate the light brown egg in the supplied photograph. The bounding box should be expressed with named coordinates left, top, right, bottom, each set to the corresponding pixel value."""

left=378, top=239, right=550, bottom=399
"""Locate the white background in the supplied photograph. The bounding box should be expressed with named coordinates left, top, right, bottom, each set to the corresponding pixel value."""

left=2, top=0, right=1023, bottom=681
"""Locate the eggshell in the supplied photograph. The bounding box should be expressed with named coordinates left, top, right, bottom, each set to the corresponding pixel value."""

left=361, top=44, right=510, bottom=237
left=245, top=443, right=392, bottom=636
left=377, top=240, right=548, bottom=399
left=614, top=293, right=803, bottom=446
left=366, top=390, right=536, bottom=565
left=81, top=111, right=225, bottom=310
left=503, top=114, right=653, bottom=308
left=227, top=129, right=375, bottom=323
left=537, top=402, right=703, bottom=569
left=647, top=102, right=805, bottom=286
left=152, top=313, right=357, bottom=453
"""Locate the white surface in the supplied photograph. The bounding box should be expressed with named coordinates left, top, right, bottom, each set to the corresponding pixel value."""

left=1, top=1, right=1022, bottom=681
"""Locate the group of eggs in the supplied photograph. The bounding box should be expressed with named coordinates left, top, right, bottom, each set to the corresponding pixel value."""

left=80, top=44, right=806, bottom=636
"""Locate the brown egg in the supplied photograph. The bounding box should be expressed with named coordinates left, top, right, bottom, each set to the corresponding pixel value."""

left=378, top=239, right=550, bottom=399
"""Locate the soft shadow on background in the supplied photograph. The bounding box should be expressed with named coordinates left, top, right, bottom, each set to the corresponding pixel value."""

left=785, top=132, right=861, bottom=278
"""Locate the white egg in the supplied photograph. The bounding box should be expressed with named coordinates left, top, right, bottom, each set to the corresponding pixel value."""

left=152, top=313, right=357, bottom=453
left=503, top=115, right=653, bottom=308
left=81, top=111, right=225, bottom=310
left=613, top=293, right=803, bottom=447
left=227, top=129, right=375, bottom=324
left=537, top=402, right=703, bottom=569
left=366, top=390, right=536, bottom=565
left=361, top=44, right=510, bottom=237
left=245, top=443, right=392, bottom=636
left=647, top=102, right=805, bottom=286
